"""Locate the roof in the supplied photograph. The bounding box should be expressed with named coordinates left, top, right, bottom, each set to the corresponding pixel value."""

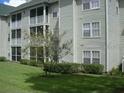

left=10, top=0, right=58, bottom=14
left=0, top=4, right=15, bottom=16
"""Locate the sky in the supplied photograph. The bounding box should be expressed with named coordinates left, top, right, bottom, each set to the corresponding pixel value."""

left=0, top=0, right=26, bottom=7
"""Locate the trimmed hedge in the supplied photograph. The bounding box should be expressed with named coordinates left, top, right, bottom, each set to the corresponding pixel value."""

left=82, top=64, right=104, bottom=74
left=30, top=60, right=37, bottom=66
left=43, top=63, right=81, bottom=74
left=0, top=57, right=7, bottom=62
left=20, top=59, right=42, bottom=67
left=20, top=59, right=30, bottom=65
left=43, top=63, right=104, bottom=74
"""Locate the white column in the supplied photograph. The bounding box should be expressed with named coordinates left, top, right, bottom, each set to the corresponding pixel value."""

left=43, top=5, right=46, bottom=24
left=43, top=5, right=46, bottom=63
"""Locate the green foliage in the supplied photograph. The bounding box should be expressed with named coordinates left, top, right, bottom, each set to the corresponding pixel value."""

left=1, top=62, right=124, bottom=93
left=20, top=59, right=38, bottom=67
left=119, top=63, right=122, bottom=72
left=43, top=63, right=81, bottom=74
left=82, top=64, right=104, bottom=74
left=20, top=59, right=30, bottom=65
left=109, top=67, right=122, bottom=76
left=0, top=57, right=7, bottom=62
left=29, top=60, right=37, bottom=66
left=43, top=63, right=104, bottom=74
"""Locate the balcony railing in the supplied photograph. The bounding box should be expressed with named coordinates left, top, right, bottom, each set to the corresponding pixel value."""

left=11, top=38, right=21, bottom=46
left=30, top=17, right=36, bottom=25
left=37, top=15, right=43, bottom=24
left=11, top=21, right=21, bottom=29
left=11, top=22, right=16, bottom=29
left=17, top=38, right=21, bottom=46
left=46, top=15, right=48, bottom=23
left=30, top=15, right=48, bottom=25
left=17, top=21, right=21, bottom=29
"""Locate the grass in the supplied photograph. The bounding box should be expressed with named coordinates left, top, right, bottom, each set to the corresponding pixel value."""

left=0, top=62, right=124, bottom=93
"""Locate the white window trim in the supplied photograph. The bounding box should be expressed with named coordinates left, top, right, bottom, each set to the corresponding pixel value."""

left=11, top=12, right=22, bottom=30
left=29, top=5, right=45, bottom=26
left=82, top=49, right=101, bottom=64
left=82, top=0, right=100, bottom=11
left=82, top=21, right=101, bottom=38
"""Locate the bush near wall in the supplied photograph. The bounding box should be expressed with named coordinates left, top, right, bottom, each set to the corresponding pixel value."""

left=82, top=64, right=104, bottom=74
left=0, top=57, right=7, bottom=62
left=20, top=59, right=30, bottom=65
left=43, top=63, right=104, bottom=74
left=20, top=59, right=42, bottom=67
left=43, top=63, right=81, bottom=74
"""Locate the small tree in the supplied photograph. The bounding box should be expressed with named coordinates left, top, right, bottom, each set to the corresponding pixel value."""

left=23, top=29, right=72, bottom=63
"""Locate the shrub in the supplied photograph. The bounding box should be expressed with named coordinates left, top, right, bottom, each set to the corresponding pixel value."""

left=20, top=59, right=30, bottom=65
left=43, top=62, right=81, bottom=74
left=109, top=67, right=122, bottom=76
left=82, top=64, right=104, bottom=74
left=0, top=57, right=7, bottom=62
left=29, top=60, right=37, bottom=66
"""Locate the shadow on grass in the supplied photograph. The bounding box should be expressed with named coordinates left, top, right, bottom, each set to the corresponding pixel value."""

left=25, top=73, right=124, bottom=93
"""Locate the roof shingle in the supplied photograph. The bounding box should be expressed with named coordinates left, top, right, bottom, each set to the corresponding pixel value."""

left=0, top=4, right=15, bottom=16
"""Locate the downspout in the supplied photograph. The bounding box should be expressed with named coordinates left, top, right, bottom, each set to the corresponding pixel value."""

left=105, top=0, right=108, bottom=72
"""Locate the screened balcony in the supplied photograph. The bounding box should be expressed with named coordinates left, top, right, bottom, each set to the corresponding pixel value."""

left=30, top=6, right=48, bottom=25
left=11, top=13, right=22, bottom=29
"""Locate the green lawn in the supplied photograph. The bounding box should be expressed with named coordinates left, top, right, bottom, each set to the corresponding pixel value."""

left=0, top=62, right=124, bottom=93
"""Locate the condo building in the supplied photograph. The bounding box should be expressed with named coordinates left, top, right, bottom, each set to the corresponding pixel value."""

left=0, top=0, right=124, bottom=71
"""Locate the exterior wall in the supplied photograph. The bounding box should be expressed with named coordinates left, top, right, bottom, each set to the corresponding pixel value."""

left=10, top=2, right=60, bottom=61
left=119, top=0, right=124, bottom=65
left=106, top=0, right=120, bottom=71
left=0, top=16, right=9, bottom=59
left=76, top=0, right=106, bottom=68
left=49, top=2, right=59, bottom=31
left=0, top=0, right=122, bottom=71
left=59, top=0, right=73, bottom=62
left=21, top=8, right=30, bottom=59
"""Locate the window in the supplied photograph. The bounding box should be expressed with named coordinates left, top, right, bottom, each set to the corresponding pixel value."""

left=92, top=51, right=100, bottom=64
left=30, top=6, right=48, bottom=24
left=53, top=12, right=58, bottom=18
left=83, top=0, right=90, bottom=10
left=12, top=13, right=21, bottom=22
left=11, top=29, right=21, bottom=39
left=30, top=47, right=44, bottom=62
left=30, top=26, right=44, bottom=37
left=12, top=15, right=16, bottom=22
left=30, top=9, right=36, bottom=17
left=37, top=47, right=44, bottom=62
left=83, top=22, right=100, bottom=37
left=17, top=29, right=21, bottom=38
left=92, top=22, right=100, bottom=36
left=83, top=51, right=91, bottom=64
left=37, top=7, right=43, bottom=16
left=11, top=13, right=22, bottom=29
left=17, top=13, right=21, bottom=21
left=12, top=30, right=16, bottom=39
left=83, top=50, right=100, bottom=64
left=37, top=26, right=43, bottom=35
left=82, top=0, right=100, bottom=10
left=30, top=27, right=36, bottom=36
left=12, top=47, right=21, bottom=61
left=83, top=23, right=90, bottom=37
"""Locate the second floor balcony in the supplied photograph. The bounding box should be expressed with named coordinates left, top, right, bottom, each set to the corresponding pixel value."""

left=30, top=5, right=48, bottom=26
left=11, top=20, right=21, bottom=29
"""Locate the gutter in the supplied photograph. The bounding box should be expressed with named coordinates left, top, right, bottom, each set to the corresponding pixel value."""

left=105, top=0, right=108, bottom=72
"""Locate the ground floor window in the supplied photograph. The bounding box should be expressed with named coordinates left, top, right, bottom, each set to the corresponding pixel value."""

left=12, top=47, right=21, bottom=61
left=83, top=50, right=100, bottom=64
left=30, top=47, right=44, bottom=63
